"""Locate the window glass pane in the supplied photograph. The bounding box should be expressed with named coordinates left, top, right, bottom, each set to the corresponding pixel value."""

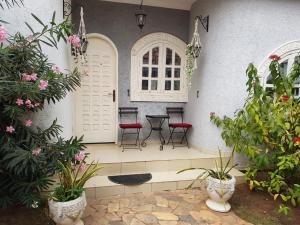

left=174, top=80, right=180, bottom=91
left=151, top=67, right=158, bottom=78
left=293, top=87, right=299, bottom=97
left=143, top=52, right=149, bottom=64
left=165, top=68, right=172, bottom=78
left=166, top=48, right=173, bottom=65
left=175, top=53, right=181, bottom=65
left=165, top=80, right=171, bottom=90
left=142, top=67, right=149, bottom=77
left=151, top=80, right=158, bottom=90
left=142, top=80, right=148, bottom=90
left=280, top=61, right=288, bottom=76
left=174, top=68, right=180, bottom=78
left=266, top=74, right=273, bottom=84
left=152, top=47, right=159, bottom=65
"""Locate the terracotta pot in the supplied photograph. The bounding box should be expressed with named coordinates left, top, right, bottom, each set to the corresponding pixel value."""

left=205, top=175, right=236, bottom=212
left=48, top=192, right=86, bottom=225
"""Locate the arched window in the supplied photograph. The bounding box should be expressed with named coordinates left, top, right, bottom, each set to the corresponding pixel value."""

left=131, top=33, right=187, bottom=102
left=259, top=40, right=300, bottom=98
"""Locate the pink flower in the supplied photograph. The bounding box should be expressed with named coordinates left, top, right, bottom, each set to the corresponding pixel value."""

left=16, top=98, right=24, bottom=106
left=281, top=95, right=289, bottom=102
left=68, top=35, right=81, bottom=48
left=74, top=151, right=85, bottom=161
left=51, top=65, right=61, bottom=74
left=25, top=119, right=33, bottom=127
left=22, top=73, right=38, bottom=81
left=292, top=137, right=300, bottom=143
left=0, top=26, right=7, bottom=43
left=22, top=73, right=32, bottom=81
left=25, top=99, right=34, bottom=109
left=30, top=73, right=38, bottom=81
left=32, top=148, right=41, bottom=156
left=25, top=99, right=31, bottom=105
left=6, top=126, right=15, bottom=134
left=34, top=103, right=40, bottom=107
left=79, top=164, right=86, bottom=172
left=25, top=34, right=34, bottom=47
left=269, top=54, right=281, bottom=61
left=38, top=80, right=48, bottom=90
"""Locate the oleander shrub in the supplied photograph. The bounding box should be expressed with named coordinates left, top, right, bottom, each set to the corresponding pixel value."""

left=0, top=12, right=85, bottom=208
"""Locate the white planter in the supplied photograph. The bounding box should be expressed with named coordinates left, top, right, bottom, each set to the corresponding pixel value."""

left=48, top=192, right=87, bottom=225
left=205, top=175, right=236, bottom=213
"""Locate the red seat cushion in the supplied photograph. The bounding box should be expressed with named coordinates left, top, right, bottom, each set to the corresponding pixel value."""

left=119, top=123, right=142, bottom=129
left=169, top=123, right=192, bottom=128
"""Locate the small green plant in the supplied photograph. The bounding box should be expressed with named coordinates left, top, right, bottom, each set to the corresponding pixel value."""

left=185, top=44, right=195, bottom=88
left=177, top=149, right=237, bottom=188
left=49, top=152, right=102, bottom=202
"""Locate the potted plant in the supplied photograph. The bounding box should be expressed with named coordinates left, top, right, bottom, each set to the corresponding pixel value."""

left=48, top=151, right=102, bottom=225
left=178, top=150, right=237, bottom=212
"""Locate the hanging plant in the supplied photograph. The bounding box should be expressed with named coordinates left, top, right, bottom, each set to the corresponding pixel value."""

left=185, top=17, right=202, bottom=88
left=185, top=44, right=195, bottom=88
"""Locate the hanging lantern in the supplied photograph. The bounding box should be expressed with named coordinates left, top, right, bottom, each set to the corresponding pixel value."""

left=72, top=6, right=88, bottom=62
left=135, top=0, right=147, bottom=30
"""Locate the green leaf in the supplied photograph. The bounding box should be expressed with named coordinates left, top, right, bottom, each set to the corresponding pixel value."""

left=31, top=13, right=45, bottom=26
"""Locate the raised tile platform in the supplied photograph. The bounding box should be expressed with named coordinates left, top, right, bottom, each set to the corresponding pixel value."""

left=83, top=144, right=245, bottom=198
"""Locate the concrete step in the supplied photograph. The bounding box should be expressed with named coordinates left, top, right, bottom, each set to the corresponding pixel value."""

left=86, top=144, right=232, bottom=176
left=84, top=168, right=245, bottom=199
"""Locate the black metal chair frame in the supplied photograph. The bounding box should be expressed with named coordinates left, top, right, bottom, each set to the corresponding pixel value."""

left=166, top=107, right=191, bottom=149
left=119, top=107, right=142, bottom=152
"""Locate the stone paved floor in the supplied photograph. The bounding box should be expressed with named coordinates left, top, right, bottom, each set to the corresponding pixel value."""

left=83, top=189, right=253, bottom=225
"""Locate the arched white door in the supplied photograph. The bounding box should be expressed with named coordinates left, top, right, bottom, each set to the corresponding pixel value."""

left=75, top=34, right=118, bottom=143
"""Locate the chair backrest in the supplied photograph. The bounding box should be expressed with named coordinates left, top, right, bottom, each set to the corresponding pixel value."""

left=166, top=107, right=184, bottom=124
left=119, top=107, right=138, bottom=124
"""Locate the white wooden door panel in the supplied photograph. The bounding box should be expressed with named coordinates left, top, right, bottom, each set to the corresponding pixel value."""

left=75, top=36, right=117, bottom=143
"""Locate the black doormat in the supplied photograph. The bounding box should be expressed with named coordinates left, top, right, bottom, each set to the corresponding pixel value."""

left=108, top=173, right=152, bottom=186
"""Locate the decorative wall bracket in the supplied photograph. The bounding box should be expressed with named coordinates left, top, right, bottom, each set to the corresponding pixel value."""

left=63, top=0, right=72, bottom=18
left=196, top=15, right=209, bottom=32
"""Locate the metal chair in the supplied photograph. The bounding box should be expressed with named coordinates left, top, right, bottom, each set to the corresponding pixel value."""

left=166, top=107, right=192, bottom=149
left=119, top=107, right=142, bottom=151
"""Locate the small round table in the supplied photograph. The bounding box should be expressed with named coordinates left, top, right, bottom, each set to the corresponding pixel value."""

left=141, top=115, right=170, bottom=151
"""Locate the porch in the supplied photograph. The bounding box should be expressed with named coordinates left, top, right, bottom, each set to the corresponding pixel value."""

left=84, top=144, right=244, bottom=198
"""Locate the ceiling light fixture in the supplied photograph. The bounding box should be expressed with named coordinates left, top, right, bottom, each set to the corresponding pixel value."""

left=135, top=0, right=147, bottom=31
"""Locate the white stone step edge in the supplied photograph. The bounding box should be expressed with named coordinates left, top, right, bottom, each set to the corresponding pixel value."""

left=83, top=169, right=245, bottom=198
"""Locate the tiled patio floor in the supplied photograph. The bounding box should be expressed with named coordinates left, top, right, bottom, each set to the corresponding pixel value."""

left=83, top=189, right=253, bottom=225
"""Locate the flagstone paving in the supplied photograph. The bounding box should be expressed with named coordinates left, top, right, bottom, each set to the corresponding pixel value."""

left=83, top=189, right=253, bottom=225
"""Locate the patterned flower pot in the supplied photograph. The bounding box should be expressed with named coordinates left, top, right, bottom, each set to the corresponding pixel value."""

left=205, top=175, right=236, bottom=212
left=48, top=192, right=87, bottom=225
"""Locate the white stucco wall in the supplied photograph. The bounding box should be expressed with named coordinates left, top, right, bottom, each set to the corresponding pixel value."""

left=186, top=0, right=300, bottom=160
left=1, top=0, right=73, bottom=138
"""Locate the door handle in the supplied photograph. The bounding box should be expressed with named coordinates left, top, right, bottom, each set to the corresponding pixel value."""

left=113, top=90, right=115, bottom=102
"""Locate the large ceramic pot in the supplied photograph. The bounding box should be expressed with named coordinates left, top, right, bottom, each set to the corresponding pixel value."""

left=205, top=175, right=236, bottom=213
left=48, top=192, right=87, bottom=225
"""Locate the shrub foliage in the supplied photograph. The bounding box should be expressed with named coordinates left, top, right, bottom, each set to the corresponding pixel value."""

left=0, top=13, right=84, bottom=208
left=211, top=55, right=300, bottom=213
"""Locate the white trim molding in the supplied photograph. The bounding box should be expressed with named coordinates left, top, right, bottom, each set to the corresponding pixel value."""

left=101, top=0, right=196, bottom=11
left=258, top=40, right=300, bottom=98
left=131, top=32, right=188, bottom=102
